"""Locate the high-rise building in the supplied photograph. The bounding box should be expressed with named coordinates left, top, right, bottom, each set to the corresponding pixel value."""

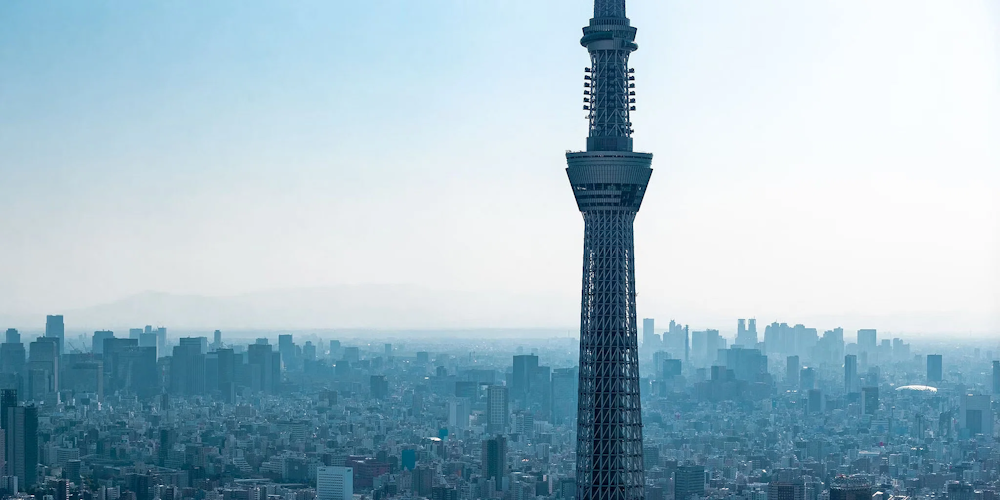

left=482, top=435, right=508, bottom=486
left=370, top=375, right=388, bottom=399
left=27, top=338, right=59, bottom=400
left=800, top=367, right=815, bottom=391
left=512, top=354, right=538, bottom=402
left=927, top=354, right=943, bottom=383
left=170, top=341, right=206, bottom=396
left=212, top=330, right=222, bottom=349
left=960, top=394, right=992, bottom=437
left=486, top=385, right=509, bottom=434
left=737, top=319, right=758, bottom=347
left=44, top=315, right=64, bottom=355
left=675, top=465, right=705, bottom=500
left=567, top=2, right=651, bottom=498
left=448, top=398, right=470, bottom=429
left=0, top=390, right=16, bottom=432
left=247, top=344, right=276, bottom=394
left=3, top=329, right=19, bottom=345
left=0, top=343, right=25, bottom=385
left=643, top=318, right=658, bottom=350
left=5, top=404, right=38, bottom=490
left=316, top=466, right=353, bottom=500
left=92, top=331, right=114, bottom=355
left=786, top=356, right=799, bottom=387
left=844, top=354, right=858, bottom=394
left=857, top=329, right=877, bottom=353
left=861, top=386, right=878, bottom=415
left=551, top=367, right=578, bottom=425
left=993, top=361, right=1000, bottom=395
left=807, top=389, right=823, bottom=413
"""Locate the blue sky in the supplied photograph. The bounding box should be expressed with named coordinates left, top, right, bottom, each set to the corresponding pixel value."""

left=1, top=1, right=998, bottom=333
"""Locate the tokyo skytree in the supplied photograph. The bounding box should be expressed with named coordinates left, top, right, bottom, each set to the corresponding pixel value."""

left=567, top=1, right=650, bottom=500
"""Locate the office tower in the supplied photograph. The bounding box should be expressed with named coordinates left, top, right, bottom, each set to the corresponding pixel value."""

left=155, top=327, right=167, bottom=359
left=3, top=330, right=18, bottom=345
left=993, top=361, right=1000, bottom=395
left=830, top=477, right=871, bottom=500
left=316, top=466, right=353, bottom=500
left=960, top=394, right=992, bottom=436
left=384, top=343, right=392, bottom=356
left=551, top=367, right=579, bottom=425
left=247, top=344, right=276, bottom=393
left=343, top=346, right=360, bottom=363
left=0, top=343, right=25, bottom=384
left=448, top=398, right=470, bottom=429
left=927, top=354, right=943, bottom=383
left=857, top=329, right=876, bottom=352
left=737, top=319, right=758, bottom=347
left=139, top=332, right=158, bottom=358
left=807, top=389, right=823, bottom=413
left=213, top=330, right=222, bottom=349
left=675, top=465, right=706, bottom=500
left=63, top=357, right=103, bottom=400
left=92, top=331, right=113, bottom=354
left=102, top=338, right=137, bottom=392
left=663, top=321, right=689, bottom=361
left=512, top=354, right=538, bottom=402
left=567, top=1, right=651, bottom=498
left=786, top=356, right=799, bottom=387
left=278, top=334, right=296, bottom=369
left=109, top=346, right=157, bottom=398
left=482, top=435, right=508, bottom=485
left=170, top=340, right=206, bottom=395
left=844, top=354, right=858, bottom=394
left=663, top=359, right=681, bottom=378
left=486, top=385, right=509, bottom=434
left=861, top=386, right=878, bottom=415
left=303, top=341, right=316, bottom=361
left=27, top=338, right=59, bottom=400
left=0, top=390, right=16, bottom=432
left=643, top=318, right=658, bottom=350
left=128, top=328, right=142, bottom=340
left=370, top=375, right=388, bottom=399
left=5, top=404, right=38, bottom=490
left=800, top=367, right=815, bottom=391
left=44, top=315, right=64, bottom=355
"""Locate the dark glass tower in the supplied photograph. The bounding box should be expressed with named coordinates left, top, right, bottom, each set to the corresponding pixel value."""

left=567, top=1, right=650, bottom=499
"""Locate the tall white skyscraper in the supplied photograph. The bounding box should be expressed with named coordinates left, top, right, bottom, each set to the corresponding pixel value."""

left=316, top=466, right=352, bottom=500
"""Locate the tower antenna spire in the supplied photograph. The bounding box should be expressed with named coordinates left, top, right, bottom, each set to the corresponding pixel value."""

left=581, top=0, right=638, bottom=152
left=594, top=0, right=626, bottom=19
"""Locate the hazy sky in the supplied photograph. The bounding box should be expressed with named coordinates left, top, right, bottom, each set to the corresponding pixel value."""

left=1, top=1, right=998, bottom=333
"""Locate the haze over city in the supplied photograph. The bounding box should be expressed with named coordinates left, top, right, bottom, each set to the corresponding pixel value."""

left=2, top=0, right=998, bottom=335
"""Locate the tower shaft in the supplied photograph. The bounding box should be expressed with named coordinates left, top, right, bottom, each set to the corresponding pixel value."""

left=568, top=2, right=651, bottom=500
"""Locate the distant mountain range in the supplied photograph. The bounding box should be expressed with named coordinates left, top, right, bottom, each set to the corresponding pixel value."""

left=0, top=285, right=581, bottom=331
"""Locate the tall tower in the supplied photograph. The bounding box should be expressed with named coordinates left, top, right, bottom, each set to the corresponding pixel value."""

left=567, top=1, right=649, bottom=499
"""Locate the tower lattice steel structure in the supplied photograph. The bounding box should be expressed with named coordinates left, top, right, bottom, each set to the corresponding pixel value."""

left=568, top=1, right=650, bottom=500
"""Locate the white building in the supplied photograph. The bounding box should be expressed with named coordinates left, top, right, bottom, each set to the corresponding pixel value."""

left=317, top=466, right=353, bottom=500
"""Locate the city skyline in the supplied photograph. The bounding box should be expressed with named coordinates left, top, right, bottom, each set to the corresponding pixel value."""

left=1, top=1, right=998, bottom=334
left=1, top=3, right=1000, bottom=500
